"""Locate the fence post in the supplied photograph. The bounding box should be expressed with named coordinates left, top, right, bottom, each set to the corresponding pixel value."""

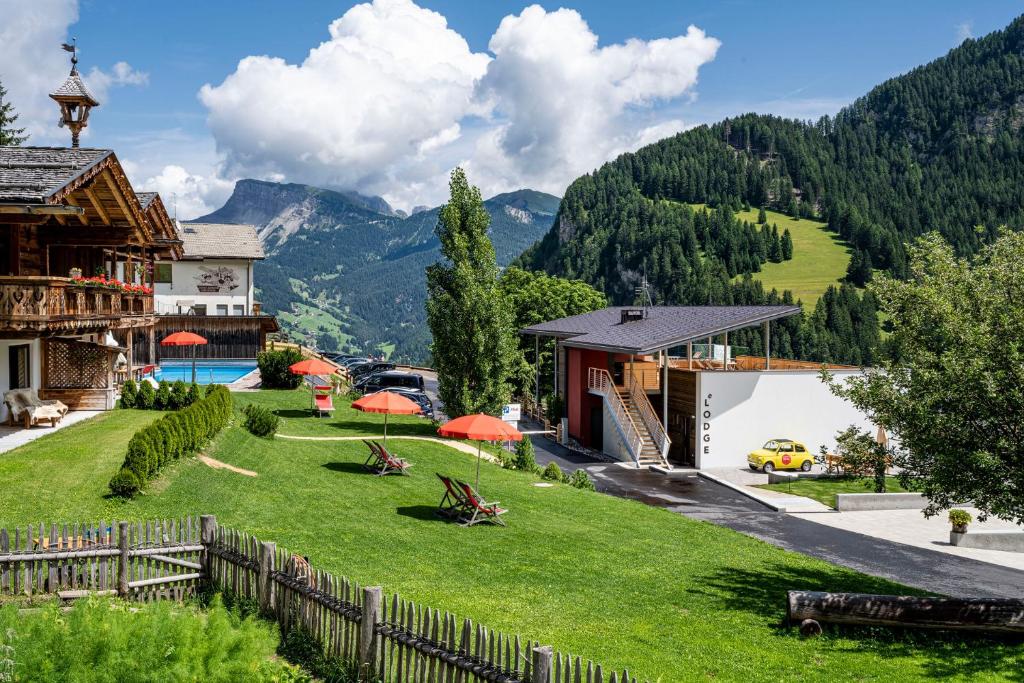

left=258, top=541, right=276, bottom=616
left=200, top=515, right=217, bottom=586
left=359, top=586, right=382, bottom=681
left=532, top=646, right=553, bottom=683
left=117, top=521, right=129, bottom=598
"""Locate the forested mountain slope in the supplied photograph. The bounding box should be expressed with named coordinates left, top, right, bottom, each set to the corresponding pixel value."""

left=519, top=15, right=1024, bottom=365
left=198, top=182, right=557, bottom=362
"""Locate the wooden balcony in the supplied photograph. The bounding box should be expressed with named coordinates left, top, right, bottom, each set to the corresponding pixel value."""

left=0, top=276, right=154, bottom=334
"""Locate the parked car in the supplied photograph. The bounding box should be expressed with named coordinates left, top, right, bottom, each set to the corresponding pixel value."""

left=355, top=370, right=425, bottom=394
left=339, top=356, right=371, bottom=369
left=348, top=361, right=395, bottom=380
left=747, top=439, right=813, bottom=472
left=365, top=387, right=433, bottom=419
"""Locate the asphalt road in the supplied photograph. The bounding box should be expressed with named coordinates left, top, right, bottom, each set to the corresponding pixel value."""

left=529, top=435, right=1024, bottom=598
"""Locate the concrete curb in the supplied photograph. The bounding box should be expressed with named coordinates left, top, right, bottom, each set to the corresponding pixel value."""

left=835, top=492, right=927, bottom=511
left=697, top=471, right=830, bottom=513
left=949, top=530, right=1024, bottom=552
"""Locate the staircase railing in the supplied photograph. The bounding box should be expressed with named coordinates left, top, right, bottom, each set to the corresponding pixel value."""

left=628, top=373, right=671, bottom=465
left=587, top=367, right=644, bottom=466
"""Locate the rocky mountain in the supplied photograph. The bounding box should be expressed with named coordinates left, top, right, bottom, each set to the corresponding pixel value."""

left=197, top=182, right=558, bottom=362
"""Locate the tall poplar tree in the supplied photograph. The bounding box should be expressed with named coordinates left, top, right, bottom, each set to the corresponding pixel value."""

left=0, top=80, right=28, bottom=146
left=426, top=168, right=515, bottom=417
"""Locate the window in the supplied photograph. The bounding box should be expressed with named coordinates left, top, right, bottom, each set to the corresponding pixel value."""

left=8, top=345, right=30, bottom=389
left=192, top=304, right=207, bottom=316
left=795, top=444, right=806, bottom=453
left=153, top=263, right=172, bottom=284
left=233, top=304, right=245, bottom=315
left=216, top=304, right=229, bottom=316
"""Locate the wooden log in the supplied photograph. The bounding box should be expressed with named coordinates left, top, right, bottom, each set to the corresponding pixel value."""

left=0, top=548, right=121, bottom=563
left=128, top=572, right=203, bottom=589
left=787, top=591, right=1024, bottom=634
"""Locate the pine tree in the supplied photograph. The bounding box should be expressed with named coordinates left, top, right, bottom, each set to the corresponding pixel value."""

left=769, top=224, right=782, bottom=262
left=781, top=228, right=794, bottom=260
left=426, top=168, right=516, bottom=417
left=0, top=80, right=28, bottom=146
left=757, top=206, right=767, bottom=224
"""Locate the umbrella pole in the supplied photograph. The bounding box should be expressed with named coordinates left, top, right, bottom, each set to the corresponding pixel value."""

left=476, top=441, right=482, bottom=491
left=384, top=413, right=389, bottom=448
left=191, top=344, right=197, bottom=384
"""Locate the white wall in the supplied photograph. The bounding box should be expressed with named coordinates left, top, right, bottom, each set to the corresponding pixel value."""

left=0, top=338, right=43, bottom=423
left=154, top=259, right=254, bottom=315
left=601, top=400, right=632, bottom=463
left=694, top=370, right=875, bottom=470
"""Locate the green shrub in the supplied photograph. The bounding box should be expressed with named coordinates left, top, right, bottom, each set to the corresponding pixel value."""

left=136, top=380, right=156, bottom=409
left=568, top=469, right=596, bottom=491
left=546, top=393, right=565, bottom=420
left=119, top=379, right=137, bottom=408
left=948, top=509, right=972, bottom=530
left=187, top=382, right=202, bottom=406
left=278, top=626, right=354, bottom=682
left=170, top=380, right=189, bottom=409
left=111, top=385, right=233, bottom=496
left=257, top=349, right=304, bottom=389
left=108, top=468, right=141, bottom=497
left=243, top=404, right=279, bottom=438
left=154, top=380, right=171, bottom=410
left=542, top=461, right=563, bottom=482
left=514, top=435, right=538, bottom=473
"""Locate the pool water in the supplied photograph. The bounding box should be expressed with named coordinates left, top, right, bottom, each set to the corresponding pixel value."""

left=153, top=361, right=257, bottom=385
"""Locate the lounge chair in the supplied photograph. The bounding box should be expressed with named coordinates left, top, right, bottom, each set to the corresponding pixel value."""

left=455, top=480, right=507, bottom=527
left=3, top=388, right=68, bottom=428
left=370, top=442, right=412, bottom=476
left=363, top=439, right=385, bottom=469
left=314, top=385, right=333, bottom=416
left=436, top=473, right=471, bottom=519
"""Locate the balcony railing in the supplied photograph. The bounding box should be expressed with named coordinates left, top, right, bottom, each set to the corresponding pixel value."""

left=0, top=276, right=154, bottom=332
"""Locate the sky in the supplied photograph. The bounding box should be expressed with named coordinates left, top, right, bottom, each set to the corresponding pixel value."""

left=1, top=0, right=1021, bottom=218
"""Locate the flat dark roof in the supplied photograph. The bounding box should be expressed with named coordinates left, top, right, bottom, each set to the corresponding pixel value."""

left=520, top=305, right=801, bottom=354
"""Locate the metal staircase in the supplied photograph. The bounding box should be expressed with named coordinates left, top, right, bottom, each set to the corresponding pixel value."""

left=587, top=368, right=671, bottom=469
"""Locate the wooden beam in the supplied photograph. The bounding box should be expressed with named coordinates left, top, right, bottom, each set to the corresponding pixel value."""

left=101, top=171, right=138, bottom=229
left=83, top=187, right=111, bottom=225
left=63, top=196, right=89, bottom=225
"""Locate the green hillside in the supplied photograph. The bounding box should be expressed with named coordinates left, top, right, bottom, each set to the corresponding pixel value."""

left=693, top=205, right=850, bottom=308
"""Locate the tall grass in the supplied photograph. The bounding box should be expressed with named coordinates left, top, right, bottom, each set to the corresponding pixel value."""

left=0, top=596, right=307, bottom=682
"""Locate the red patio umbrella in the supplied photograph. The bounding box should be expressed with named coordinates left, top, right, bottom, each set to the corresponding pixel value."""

left=352, top=391, right=421, bottom=447
left=438, top=413, right=522, bottom=491
left=160, top=331, right=208, bottom=384
left=289, top=358, right=339, bottom=412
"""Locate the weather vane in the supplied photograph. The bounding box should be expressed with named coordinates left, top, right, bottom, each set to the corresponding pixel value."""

left=61, top=38, right=78, bottom=67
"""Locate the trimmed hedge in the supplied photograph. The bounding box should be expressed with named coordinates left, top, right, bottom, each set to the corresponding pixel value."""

left=120, top=378, right=200, bottom=411
left=109, top=385, right=233, bottom=497
left=257, top=349, right=304, bottom=389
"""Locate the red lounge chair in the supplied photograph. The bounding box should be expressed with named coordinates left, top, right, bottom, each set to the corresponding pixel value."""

left=314, top=385, right=333, bottom=416
left=370, top=442, right=412, bottom=476
left=436, top=473, right=471, bottom=519
left=456, top=480, right=507, bottom=527
left=363, top=440, right=384, bottom=468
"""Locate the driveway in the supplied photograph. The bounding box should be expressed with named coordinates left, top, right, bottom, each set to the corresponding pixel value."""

left=529, top=434, right=1024, bottom=598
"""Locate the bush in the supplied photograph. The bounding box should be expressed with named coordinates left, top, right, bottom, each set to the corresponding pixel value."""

left=154, top=380, right=172, bottom=410
left=949, top=509, right=972, bottom=530
left=111, top=385, right=233, bottom=496
left=136, top=380, right=156, bottom=409
left=187, top=382, right=202, bottom=406
left=568, top=469, right=596, bottom=491
left=514, top=435, right=538, bottom=473
left=257, top=349, right=304, bottom=389
left=243, top=404, right=279, bottom=438
left=170, top=380, right=189, bottom=409
left=108, top=468, right=142, bottom=497
left=546, top=393, right=565, bottom=420
left=542, top=461, right=563, bottom=482
left=119, top=379, right=137, bottom=408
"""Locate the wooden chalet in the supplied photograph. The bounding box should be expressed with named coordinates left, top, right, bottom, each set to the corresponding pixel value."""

left=0, top=146, right=182, bottom=414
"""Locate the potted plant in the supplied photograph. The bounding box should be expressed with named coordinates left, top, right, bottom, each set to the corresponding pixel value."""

left=69, top=267, right=82, bottom=279
left=949, top=508, right=972, bottom=534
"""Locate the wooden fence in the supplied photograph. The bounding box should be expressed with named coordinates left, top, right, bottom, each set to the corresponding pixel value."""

left=0, top=514, right=648, bottom=682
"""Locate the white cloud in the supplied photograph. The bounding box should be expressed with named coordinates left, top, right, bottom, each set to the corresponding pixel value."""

left=0, top=0, right=149, bottom=143
left=140, top=164, right=235, bottom=220
left=955, top=21, right=974, bottom=44
left=199, top=0, right=719, bottom=210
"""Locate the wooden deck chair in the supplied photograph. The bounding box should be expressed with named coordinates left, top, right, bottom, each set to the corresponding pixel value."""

left=371, top=442, right=412, bottom=476
left=362, top=439, right=385, bottom=469
left=436, top=473, right=471, bottom=519
left=455, top=480, right=507, bottom=527
left=313, top=385, right=333, bottom=416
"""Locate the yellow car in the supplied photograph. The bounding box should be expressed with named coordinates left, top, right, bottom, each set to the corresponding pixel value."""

left=747, top=439, right=813, bottom=473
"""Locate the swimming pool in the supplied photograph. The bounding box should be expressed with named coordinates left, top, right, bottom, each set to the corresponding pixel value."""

left=153, top=360, right=258, bottom=385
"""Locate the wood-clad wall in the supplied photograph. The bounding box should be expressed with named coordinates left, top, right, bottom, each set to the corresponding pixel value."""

left=155, top=316, right=265, bottom=359
left=666, top=369, right=697, bottom=466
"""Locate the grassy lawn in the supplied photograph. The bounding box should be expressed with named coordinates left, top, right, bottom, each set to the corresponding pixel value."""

left=691, top=204, right=851, bottom=308
left=0, top=391, right=1020, bottom=681
left=757, top=476, right=913, bottom=508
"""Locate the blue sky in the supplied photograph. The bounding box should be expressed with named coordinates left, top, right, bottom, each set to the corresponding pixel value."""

left=3, top=1, right=1021, bottom=216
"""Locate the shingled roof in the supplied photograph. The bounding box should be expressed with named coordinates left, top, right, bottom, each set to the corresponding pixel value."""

left=0, top=147, right=111, bottom=202
left=177, top=222, right=265, bottom=260
left=521, top=305, right=802, bottom=354
left=135, top=192, right=158, bottom=210
left=49, top=67, right=99, bottom=105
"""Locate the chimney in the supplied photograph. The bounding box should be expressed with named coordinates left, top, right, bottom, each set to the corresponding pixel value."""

left=620, top=308, right=644, bottom=324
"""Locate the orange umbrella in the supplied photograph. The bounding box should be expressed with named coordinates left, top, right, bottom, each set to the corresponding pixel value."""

left=352, top=391, right=421, bottom=446
left=160, top=331, right=208, bottom=384
left=438, top=413, right=522, bottom=490
left=289, top=358, right=339, bottom=413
